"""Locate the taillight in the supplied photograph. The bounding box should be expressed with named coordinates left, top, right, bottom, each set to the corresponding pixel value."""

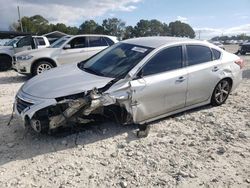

left=235, top=59, right=244, bottom=69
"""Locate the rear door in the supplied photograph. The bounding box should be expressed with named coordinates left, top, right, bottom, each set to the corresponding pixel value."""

left=86, top=36, right=109, bottom=57
left=185, top=45, right=222, bottom=106
left=130, top=46, right=188, bottom=123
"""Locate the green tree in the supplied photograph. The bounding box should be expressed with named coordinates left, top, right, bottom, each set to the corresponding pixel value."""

left=67, top=26, right=79, bottom=35
left=133, top=19, right=169, bottom=37
left=51, top=23, right=68, bottom=33
left=102, top=18, right=126, bottom=39
left=123, top=26, right=135, bottom=39
left=79, top=20, right=99, bottom=34
left=22, top=15, right=50, bottom=34
left=133, top=19, right=151, bottom=37
left=169, top=21, right=195, bottom=38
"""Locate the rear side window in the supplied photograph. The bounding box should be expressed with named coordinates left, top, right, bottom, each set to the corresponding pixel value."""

left=186, top=45, right=212, bottom=66
left=104, top=37, right=115, bottom=46
left=88, top=37, right=108, bottom=47
left=36, top=37, right=45, bottom=45
left=143, top=46, right=183, bottom=76
left=212, top=48, right=221, bottom=60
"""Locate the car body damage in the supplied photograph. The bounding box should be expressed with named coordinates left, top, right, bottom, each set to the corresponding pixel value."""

left=15, top=76, right=134, bottom=133
left=48, top=83, right=133, bottom=130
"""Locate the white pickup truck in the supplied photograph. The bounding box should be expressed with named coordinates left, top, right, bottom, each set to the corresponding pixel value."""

left=0, top=35, right=50, bottom=71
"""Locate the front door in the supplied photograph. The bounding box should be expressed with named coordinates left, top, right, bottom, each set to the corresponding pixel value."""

left=14, top=36, right=33, bottom=54
left=57, top=36, right=90, bottom=65
left=130, top=46, right=188, bottom=123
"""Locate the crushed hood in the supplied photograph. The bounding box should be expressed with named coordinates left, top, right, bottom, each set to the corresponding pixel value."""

left=22, top=63, right=113, bottom=99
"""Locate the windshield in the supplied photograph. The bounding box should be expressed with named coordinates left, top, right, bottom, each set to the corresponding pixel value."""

left=79, top=43, right=153, bottom=78
left=49, top=36, right=70, bottom=48
left=4, top=37, right=21, bottom=46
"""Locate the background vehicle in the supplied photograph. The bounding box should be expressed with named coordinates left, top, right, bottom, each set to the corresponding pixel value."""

left=13, top=34, right=118, bottom=76
left=0, top=35, right=50, bottom=71
left=210, top=41, right=225, bottom=50
left=238, top=42, right=250, bottom=55
left=3, top=36, right=23, bottom=47
left=14, top=37, right=243, bottom=136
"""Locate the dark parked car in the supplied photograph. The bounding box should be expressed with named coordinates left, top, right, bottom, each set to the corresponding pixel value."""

left=237, top=42, right=250, bottom=55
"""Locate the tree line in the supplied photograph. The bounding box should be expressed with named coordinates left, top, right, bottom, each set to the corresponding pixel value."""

left=10, top=15, right=196, bottom=39
left=211, top=34, right=250, bottom=41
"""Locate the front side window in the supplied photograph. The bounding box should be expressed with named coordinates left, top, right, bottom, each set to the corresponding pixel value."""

left=142, top=46, right=183, bottom=76
left=88, top=37, right=108, bottom=47
left=186, top=45, right=212, bottom=66
left=67, top=37, right=86, bottom=49
left=4, top=37, right=20, bottom=46
left=79, top=43, right=153, bottom=78
left=17, top=36, right=32, bottom=47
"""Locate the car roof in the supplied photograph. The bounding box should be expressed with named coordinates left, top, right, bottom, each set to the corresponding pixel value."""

left=71, top=34, right=116, bottom=38
left=122, top=36, right=204, bottom=48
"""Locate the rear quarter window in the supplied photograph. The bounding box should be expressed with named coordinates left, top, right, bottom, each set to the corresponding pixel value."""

left=36, top=37, right=46, bottom=45
left=104, top=37, right=115, bottom=46
left=212, top=48, right=221, bottom=60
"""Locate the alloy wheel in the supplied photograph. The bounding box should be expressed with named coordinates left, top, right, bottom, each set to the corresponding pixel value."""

left=37, top=63, right=52, bottom=74
left=214, top=80, right=230, bottom=104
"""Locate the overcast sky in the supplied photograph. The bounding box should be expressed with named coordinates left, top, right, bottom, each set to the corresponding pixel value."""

left=1, top=0, right=250, bottom=39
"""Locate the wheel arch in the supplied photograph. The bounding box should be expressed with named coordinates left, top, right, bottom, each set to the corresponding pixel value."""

left=210, top=77, right=233, bottom=105
left=31, top=58, right=57, bottom=74
left=0, top=53, right=12, bottom=60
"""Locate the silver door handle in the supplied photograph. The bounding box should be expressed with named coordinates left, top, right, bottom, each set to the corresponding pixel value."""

left=212, top=66, right=219, bottom=72
left=176, top=76, right=186, bottom=82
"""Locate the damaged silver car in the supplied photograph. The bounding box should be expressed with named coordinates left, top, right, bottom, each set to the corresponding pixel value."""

left=14, top=37, right=243, bottom=137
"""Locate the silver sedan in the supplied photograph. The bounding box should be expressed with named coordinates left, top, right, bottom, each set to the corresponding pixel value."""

left=14, top=37, right=243, bottom=137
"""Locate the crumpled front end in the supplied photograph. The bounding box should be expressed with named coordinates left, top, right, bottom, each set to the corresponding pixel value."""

left=14, top=80, right=134, bottom=133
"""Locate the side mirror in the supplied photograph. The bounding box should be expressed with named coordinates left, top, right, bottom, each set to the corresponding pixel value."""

left=63, top=44, right=71, bottom=50
left=13, top=43, right=17, bottom=48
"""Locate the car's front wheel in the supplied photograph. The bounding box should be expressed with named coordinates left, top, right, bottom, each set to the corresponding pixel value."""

left=33, top=61, right=54, bottom=76
left=0, top=55, right=12, bottom=71
left=211, top=79, right=231, bottom=106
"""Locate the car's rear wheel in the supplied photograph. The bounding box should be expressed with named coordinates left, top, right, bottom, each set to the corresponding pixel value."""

left=33, top=61, right=54, bottom=76
left=240, top=51, right=246, bottom=55
left=211, top=79, right=231, bottom=106
left=0, top=55, right=12, bottom=71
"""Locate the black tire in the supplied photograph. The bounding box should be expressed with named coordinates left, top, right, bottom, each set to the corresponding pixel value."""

left=240, top=51, right=246, bottom=55
left=211, top=79, right=231, bottom=106
left=0, top=55, right=12, bottom=71
left=32, top=61, right=54, bottom=76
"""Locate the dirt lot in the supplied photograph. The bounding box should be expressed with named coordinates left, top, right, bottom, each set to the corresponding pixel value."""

left=0, top=45, right=249, bottom=188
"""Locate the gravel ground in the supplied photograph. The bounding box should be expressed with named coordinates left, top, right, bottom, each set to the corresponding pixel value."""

left=0, top=45, right=249, bottom=188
